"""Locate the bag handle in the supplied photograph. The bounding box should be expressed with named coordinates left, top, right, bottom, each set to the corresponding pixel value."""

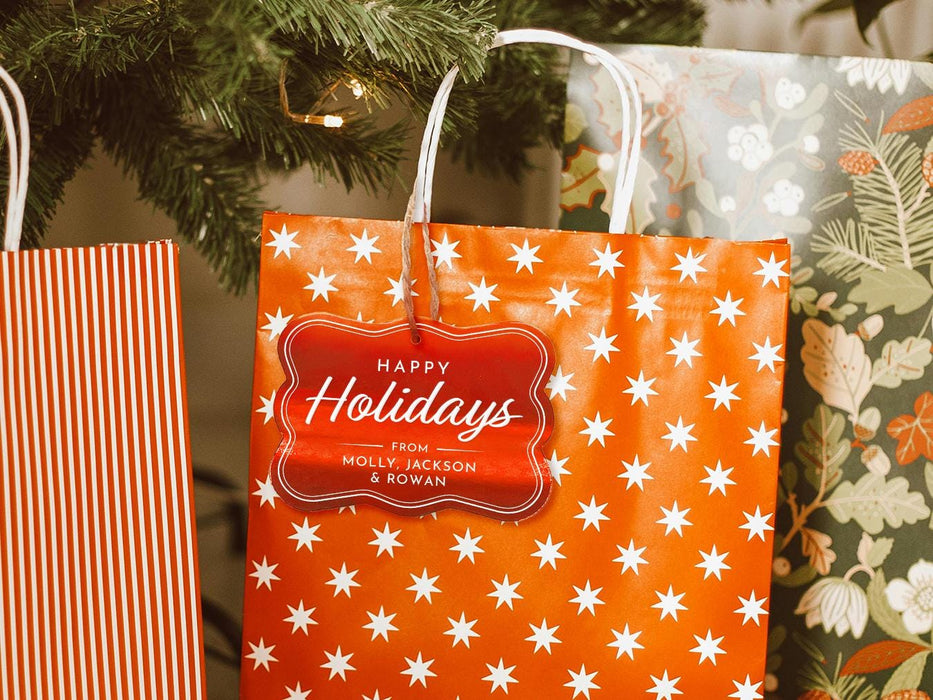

left=0, top=66, right=29, bottom=253
left=411, top=28, right=642, bottom=234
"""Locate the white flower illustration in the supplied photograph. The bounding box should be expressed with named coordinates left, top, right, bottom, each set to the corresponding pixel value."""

left=795, top=577, right=868, bottom=638
left=727, top=124, right=773, bottom=171
left=719, top=196, right=736, bottom=213
left=763, top=179, right=805, bottom=217
left=802, top=135, right=820, bottom=154
left=885, top=559, right=933, bottom=634
left=774, top=77, right=806, bottom=110
left=836, top=56, right=912, bottom=95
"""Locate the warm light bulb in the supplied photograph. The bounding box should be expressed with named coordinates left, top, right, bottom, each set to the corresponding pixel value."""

left=323, top=115, right=344, bottom=128
left=349, top=79, right=365, bottom=98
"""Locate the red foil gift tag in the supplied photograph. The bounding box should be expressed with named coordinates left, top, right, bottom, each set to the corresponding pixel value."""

left=270, top=313, right=555, bottom=521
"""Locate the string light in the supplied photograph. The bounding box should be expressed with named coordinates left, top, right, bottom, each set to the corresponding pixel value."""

left=348, top=79, right=365, bottom=98
left=279, top=59, right=347, bottom=129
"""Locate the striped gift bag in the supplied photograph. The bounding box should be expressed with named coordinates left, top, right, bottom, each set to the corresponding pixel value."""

left=0, top=70, right=205, bottom=697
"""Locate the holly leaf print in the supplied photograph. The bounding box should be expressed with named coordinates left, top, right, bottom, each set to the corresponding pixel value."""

left=657, top=112, right=708, bottom=194
left=801, top=319, right=872, bottom=420
left=826, top=473, right=930, bottom=533
left=561, top=145, right=605, bottom=212
left=886, top=391, right=933, bottom=465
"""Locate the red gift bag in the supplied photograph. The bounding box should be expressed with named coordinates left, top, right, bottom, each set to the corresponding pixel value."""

left=0, top=68, right=206, bottom=698
left=242, top=30, right=790, bottom=698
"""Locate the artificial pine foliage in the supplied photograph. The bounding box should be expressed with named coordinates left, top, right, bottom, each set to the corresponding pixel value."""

left=0, top=0, right=704, bottom=290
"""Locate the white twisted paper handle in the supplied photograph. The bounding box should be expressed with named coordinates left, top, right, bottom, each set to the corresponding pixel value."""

left=0, top=66, right=29, bottom=253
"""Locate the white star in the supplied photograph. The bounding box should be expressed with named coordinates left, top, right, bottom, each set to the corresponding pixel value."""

left=667, top=332, right=701, bottom=367
left=590, top=242, right=624, bottom=278
left=245, top=638, right=278, bottom=671
left=613, top=539, right=648, bottom=575
left=628, top=286, right=662, bottom=321
left=525, top=618, right=561, bottom=654
left=547, top=282, right=582, bottom=317
left=431, top=233, right=462, bottom=269
left=745, top=421, right=779, bottom=456
left=488, top=574, right=523, bottom=610
left=753, top=252, right=789, bottom=288
left=584, top=326, right=620, bottom=363
left=657, top=501, right=693, bottom=537
left=711, top=291, right=746, bottom=326
left=608, top=624, right=644, bottom=660
left=261, top=307, right=293, bottom=341
left=363, top=606, right=398, bottom=642
left=303, top=266, right=338, bottom=301
left=701, top=461, right=736, bottom=496
left=647, top=670, right=683, bottom=700
left=575, top=496, right=610, bottom=532
left=407, top=568, right=440, bottom=604
left=570, top=580, right=605, bottom=616
left=450, top=528, right=485, bottom=563
left=749, top=336, right=784, bottom=372
left=465, top=277, right=500, bottom=312
left=740, top=506, right=774, bottom=541
left=482, top=658, right=518, bottom=694
left=347, top=229, right=382, bottom=263
left=652, top=585, right=687, bottom=621
left=362, top=691, right=389, bottom=700
left=250, top=556, right=280, bottom=590
left=256, top=391, right=276, bottom=425
left=691, top=629, right=726, bottom=665
left=730, top=675, right=764, bottom=700
left=284, top=600, right=318, bottom=634
left=696, top=545, right=731, bottom=581
left=735, top=590, right=768, bottom=625
left=662, top=417, right=697, bottom=452
left=368, top=523, right=403, bottom=558
left=564, top=664, right=600, bottom=699
left=326, top=563, right=361, bottom=598
left=580, top=412, right=614, bottom=447
left=671, top=247, right=707, bottom=283
left=546, top=366, right=577, bottom=401
left=623, top=370, right=658, bottom=406
left=383, top=275, right=418, bottom=307
left=266, top=224, right=300, bottom=259
left=283, top=682, right=310, bottom=700
left=321, top=646, right=355, bottom=681
left=532, top=534, right=566, bottom=570
left=618, top=455, right=653, bottom=491
left=508, top=238, right=542, bottom=273
left=400, top=653, right=436, bottom=688
left=289, top=517, right=322, bottom=552
left=544, top=450, right=571, bottom=485
left=252, top=476, right=279, bottom=508
left=705, top=375, right=740, bottom=411
left=444, top=612, right=480, bottom=648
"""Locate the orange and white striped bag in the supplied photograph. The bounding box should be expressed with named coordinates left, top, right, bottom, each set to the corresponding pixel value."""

left=0, top=69, right=206, bottom=698
left=242, top=30, right=790, bottom=698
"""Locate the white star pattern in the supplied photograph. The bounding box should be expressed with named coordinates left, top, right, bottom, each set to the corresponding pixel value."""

left=735, top=591, right=768, bottom=626
left=618, top=455, right=653, bottom=491
left=407, top=569, right=441, bottom=604
left=363, top=606, right=399, bottom=642
left=584, top=326, right=620, bottom=363
left=362, top=691, right=389, bottom=700
left=667, top=332, right=701, bottom=367
left=261, top=307, right=293, bottom=341
left=546, top=366, right=577, bottom=401
left=488, top=574, right=523, bottom=610
left=326, top=563, right=361, bottom=598
left=369, top=523, right=403, bottom=558
left=730, top=675, right=764, bottom=700
left=628, top=286, right=662, bottom=321
left=565, top=664, right=600, bottom=699
left=745, top=421, right=779, bottom=456
left=652, top=586, right=687, bottom=621
left=710, top=291, right=746, bottom=326
left=696, top=545, right=731, bottom=581
left=303, top=266, right=338, bottom=301
left=250, top=557, right=280, bottom=590
left=284, top=600, right=317, bottom=634
left=589, top=243, right=624, bottom=278
left=283, top=682, right=310, bottom=700
left=544, top=450, right=571, bottom=485
left=740, top=506, right=774, bottom=541
left=465, top=277, right=500, bottom=312
left=569, top=580, right=605, bottom=616
left=671, top=247, right=707, bottom=283
left=444, top=612, right=480, bottom=648
left=245, top=638, right=278, bottom=671
left=662, top=417, right=697, bottom=452
left=347, top=229, right=382, bottom=263
left=431, top=233, right=462, bottom=269
left=252, top=476, right=279, bottom=508
left=647, top=670, right=683, bottom=700
left=482, top=659, right=518, bottom=694
left=613, top=539, right=648, bottom=576
left=451, top=528, right=485, bottom=563
left=546, top=282, right=581, bottom=317
left=383, top=275, right=418, bottom=307
left=580, top=412, right=614, bottom=447
left=657, top=501, right=693, bottom=537
left=265, top=224, right=300, bottom=259
left=289, top=518, right=322, bottom=552
left=623, top=370, right=658, bottom=406
left=575, top=496, right=610, bottom=532
left=749, top=336, right=784, bottom=372
left=753, top=252, right=789, bottom=287
left=608, top=624, right=644, bottom=660
left=701, top=461, right=736, bottom=496
left=321, top=646, right=356, bottom=680
left=691, top=630, right=726, bottom=665
left=705, top=376, right=740, bottom=411
left=508, top=239, right=542, bottom=273
left=526, top=619, right=561, bottom=654
left=531, top=534, right=566, bottom=570
left=255, top=391, right=275, bottom=425
left=400, top=653, right=436, bottom=688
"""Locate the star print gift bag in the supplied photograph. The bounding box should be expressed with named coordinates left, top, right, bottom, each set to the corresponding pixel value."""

left=243, top=29, right=791, bottom=699
left=0, top=69, right=206, bottom=698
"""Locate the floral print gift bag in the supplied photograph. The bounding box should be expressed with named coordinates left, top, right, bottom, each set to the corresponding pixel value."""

left=242, top=29, right=791, bottom=698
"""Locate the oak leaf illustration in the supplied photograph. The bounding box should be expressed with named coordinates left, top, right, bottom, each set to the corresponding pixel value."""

left=887, top=391, right=933, bottom=465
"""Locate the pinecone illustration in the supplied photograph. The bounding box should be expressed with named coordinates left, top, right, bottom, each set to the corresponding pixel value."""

left=922, top=151, right=933, bottom=187
left=797, top=691, right=833, bottom=700
left=838, top=150, right=877, bottom=175
left=881, top=691, right=931, bottom=700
